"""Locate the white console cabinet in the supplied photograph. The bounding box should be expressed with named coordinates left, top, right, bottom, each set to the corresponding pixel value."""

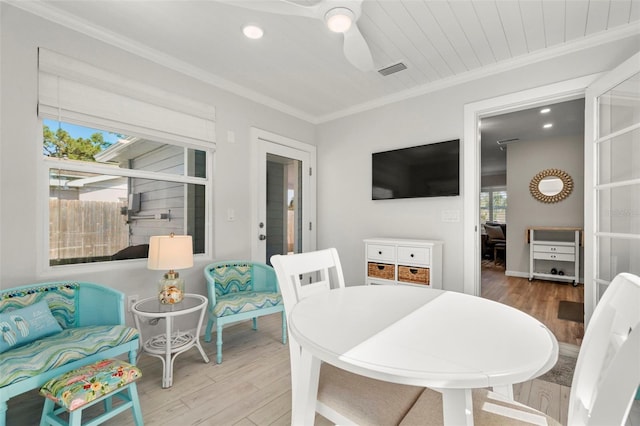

left=364, top=238, right=443, bottom=289
left=528, top=227, right=581, bottom=286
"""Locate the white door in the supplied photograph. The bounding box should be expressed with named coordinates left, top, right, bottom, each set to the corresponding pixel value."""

left=584, top=52, right=640, bottom=325
left=251, top=128, right=316, bottom=264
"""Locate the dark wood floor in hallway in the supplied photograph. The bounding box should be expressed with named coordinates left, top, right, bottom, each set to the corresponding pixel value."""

left=481, top=261, right=584, bottom=346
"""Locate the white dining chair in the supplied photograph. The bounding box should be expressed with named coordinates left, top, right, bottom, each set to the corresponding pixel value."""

left=400, top=272, right=640, bottom=425
left=271, top=248, right=424, bottom=425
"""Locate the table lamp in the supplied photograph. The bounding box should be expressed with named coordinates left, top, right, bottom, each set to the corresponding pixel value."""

left=147, top=233, right=193, bottom=304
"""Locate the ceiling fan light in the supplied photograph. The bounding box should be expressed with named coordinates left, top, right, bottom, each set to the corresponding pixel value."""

left=243, top=24, right=264, bottom=40
left=325, top=7, right=354, bottom=33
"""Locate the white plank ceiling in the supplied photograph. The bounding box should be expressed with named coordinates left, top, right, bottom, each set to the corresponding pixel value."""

left=10, top=0, right=640, bottom=123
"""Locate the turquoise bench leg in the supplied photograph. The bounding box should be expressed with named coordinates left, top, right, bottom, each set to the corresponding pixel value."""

left=216, top=322, right=223, bottom=364
left=103, top=396, right=113, bottom=413
left=205, top=317, right=214, bottom=343
left=39, top=399, right=55, bottom=426
left=252, top=317, right=258, bottom=330
left=0, top=399, right=7, bottom=426
left=129, top=382, right=144, bottom=426
left=68, top=409, right=82, bottom=426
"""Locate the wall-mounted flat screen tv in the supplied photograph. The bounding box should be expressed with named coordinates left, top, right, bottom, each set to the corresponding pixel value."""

left=372, top=139, right=460, bottom=200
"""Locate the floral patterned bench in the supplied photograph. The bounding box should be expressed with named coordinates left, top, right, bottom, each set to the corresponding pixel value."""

left=0, top=282, right=139, bottom=426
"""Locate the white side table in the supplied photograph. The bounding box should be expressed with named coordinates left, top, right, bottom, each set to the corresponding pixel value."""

left=132, top=293, right=210, bottom=388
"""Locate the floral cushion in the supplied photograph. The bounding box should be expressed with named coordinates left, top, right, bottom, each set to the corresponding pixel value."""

left=40, top=359, right=141, bottom=411
left=212, top=292, right=282, bottom=317
left=0, top=325, right=139, bottom=387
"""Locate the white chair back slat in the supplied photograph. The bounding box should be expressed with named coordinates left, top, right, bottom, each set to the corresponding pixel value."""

left=568, top=272, right=640, bottom=426
left=272, top=248, right=345, bottom=315
left=271, top=248, right=346, bottom=402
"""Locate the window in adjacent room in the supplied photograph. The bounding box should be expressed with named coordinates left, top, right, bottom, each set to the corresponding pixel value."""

left=480, top=189, right=507, bottom=223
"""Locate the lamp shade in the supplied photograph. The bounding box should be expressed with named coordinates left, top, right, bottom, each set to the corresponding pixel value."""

left=147, top=234, right=193, bottom=271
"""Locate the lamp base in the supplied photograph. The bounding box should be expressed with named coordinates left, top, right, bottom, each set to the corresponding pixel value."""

left=158, top=276, right=184, bottom=304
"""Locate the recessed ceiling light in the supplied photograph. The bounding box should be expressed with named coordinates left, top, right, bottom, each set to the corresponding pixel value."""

left=243, top=25, right=264, bottom=40
left=540, top=108, right=551, bottom=114
left=543, top=123, right=553, bottom=128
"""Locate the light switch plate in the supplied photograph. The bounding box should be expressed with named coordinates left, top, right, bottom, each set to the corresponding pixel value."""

left=441, top=210, right=460, bottom=222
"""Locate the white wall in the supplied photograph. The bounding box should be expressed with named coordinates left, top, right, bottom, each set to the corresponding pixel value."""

left=0, top=5, right=315, bottom=306
left=316, top=37, right=639, bottom=292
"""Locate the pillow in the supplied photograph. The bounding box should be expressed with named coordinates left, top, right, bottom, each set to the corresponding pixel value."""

left=0, top=300, right=63, bottom=354
left=484, top=224, right=505, bottom=240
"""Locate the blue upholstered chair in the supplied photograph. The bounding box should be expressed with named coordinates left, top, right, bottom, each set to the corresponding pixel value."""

left=203, top=261, right=287, bottom=364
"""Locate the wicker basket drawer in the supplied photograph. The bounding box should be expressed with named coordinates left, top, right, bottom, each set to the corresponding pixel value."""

left=398, top=265, right=430, bottom=285
left=367, top=262, right=395, bottom=280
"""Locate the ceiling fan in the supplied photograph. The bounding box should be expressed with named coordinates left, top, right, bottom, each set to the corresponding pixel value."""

left=222, top=0, right=374, bottom=72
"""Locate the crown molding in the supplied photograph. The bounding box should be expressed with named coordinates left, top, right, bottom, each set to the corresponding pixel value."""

left=7, top=0, right=317, bottom=124
left=7, top=1, right=639, bottom=126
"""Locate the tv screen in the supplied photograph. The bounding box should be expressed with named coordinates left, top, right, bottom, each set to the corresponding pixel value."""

left=372, top=139, right=460, bottom=200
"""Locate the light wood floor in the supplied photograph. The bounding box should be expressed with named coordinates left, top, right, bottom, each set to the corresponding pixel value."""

left=481, top=260, right=584, bottom=347
left=6, top=313, right=571, bottom=426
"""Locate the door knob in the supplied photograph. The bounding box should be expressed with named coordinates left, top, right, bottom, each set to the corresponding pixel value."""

left=259, top=234, right=266, bottom=240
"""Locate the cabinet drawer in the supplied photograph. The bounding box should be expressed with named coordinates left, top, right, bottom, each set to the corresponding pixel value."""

left=533, top=252, right=575, bottom=262
left=367, top=262, right=395, bottom=280
left=367, top=244, right=396, bottom=262
left=398, top=265, right=430, bottom=285
left=397, top=246, right=430, bottom=265
left=534, top=244, right=575, bottom=254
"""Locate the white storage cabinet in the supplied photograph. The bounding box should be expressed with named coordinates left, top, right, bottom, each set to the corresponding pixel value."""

left=528, top=227, right=581, bottom=286
left=364, top=238, right=443, bottom=289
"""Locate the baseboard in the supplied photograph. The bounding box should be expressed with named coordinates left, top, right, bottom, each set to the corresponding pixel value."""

left=505, top=270, right=528, bottom=278
left=559, top=342, right=580, bottom=358
left=504, top=270, right=584, bottom=284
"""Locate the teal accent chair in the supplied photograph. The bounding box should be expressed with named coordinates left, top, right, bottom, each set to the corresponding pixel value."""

left=204, top=261, right=287, bottom=364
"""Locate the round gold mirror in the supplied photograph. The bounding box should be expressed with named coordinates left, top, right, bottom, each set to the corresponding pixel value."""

left=529, top=169, right=573, bottom=203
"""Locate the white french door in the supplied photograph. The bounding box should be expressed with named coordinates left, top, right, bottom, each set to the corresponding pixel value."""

left=584, top=53, right=640, bottom=324
left=251, top=128, right=316, bottom=264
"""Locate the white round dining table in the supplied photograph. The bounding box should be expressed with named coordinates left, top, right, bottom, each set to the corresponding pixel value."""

left=288, top=285, right=558, bottom=425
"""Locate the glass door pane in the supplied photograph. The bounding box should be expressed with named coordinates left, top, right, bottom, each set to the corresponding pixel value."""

left=594, top=70, right=640, bottom=301
left=266, top=153, right=303, bottom=264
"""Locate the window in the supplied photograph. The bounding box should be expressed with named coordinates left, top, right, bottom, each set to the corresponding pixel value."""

left=38, top=48, right=215, bottom=267
left=45, top=120, right=209, bottom=266
left=480, top=189, right=507, bottom=223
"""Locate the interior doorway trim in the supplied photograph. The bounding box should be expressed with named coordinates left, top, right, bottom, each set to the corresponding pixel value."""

left=462, top=74, right=600, bottom=298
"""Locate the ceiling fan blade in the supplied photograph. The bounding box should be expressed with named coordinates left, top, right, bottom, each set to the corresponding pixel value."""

left=217, top=0, right=318, bottom=18
left=342, top=23, right=374, bottom=71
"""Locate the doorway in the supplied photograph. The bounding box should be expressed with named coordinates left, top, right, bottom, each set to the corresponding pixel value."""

left=250, top=128, right=317, bottom=264
left=465, top=53, right=640, bottom=334
left=266, top=153, right=302, bottom=261
left=463, top=75, right=596, bottom=295
left=478, top=99, right=586, bottom=346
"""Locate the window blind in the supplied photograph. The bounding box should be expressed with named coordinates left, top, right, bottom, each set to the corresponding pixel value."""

left=38, top=48, right=216, bottom=148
